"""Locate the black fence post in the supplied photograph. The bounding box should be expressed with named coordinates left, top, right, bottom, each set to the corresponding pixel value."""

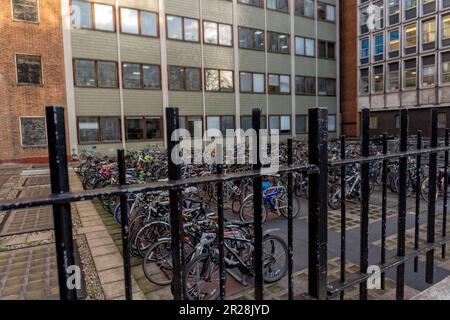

left=45, top=106, right=77, bottom=300
left=308, top=107, right=328, bottom=300
left=359, top=108, right=370, bottom=300
left=396, top=109, right=408, bottom=300
left=118, top=149, right=132, bottom=300
left=340, top=135, right=346, bottom=300
left=166, top=107, right=184, bottom=299
left=216, top=146, right=226, bottom=300
left=252, top=108, right=264, bottom=300
left=414, top=130, right=422, bottom=273
left=287, top=138, right=294, bottom=300
left=442, top=129, right=449, bottom=259
left=381, top=132, right=388, bottom=288
left=426, top=108, right=438, bottom=284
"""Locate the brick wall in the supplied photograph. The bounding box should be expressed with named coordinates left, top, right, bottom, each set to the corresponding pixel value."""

left=0, top=0, right=66, bottom=163
left=339, top=0, right=358, bottom=137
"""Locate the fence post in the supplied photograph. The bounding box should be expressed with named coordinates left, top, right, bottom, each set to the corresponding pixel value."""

left=166, top=107, right=184, bottom=299
left=340, top=135, right=346, bottom=300
left=442, top=129, right=449, bottom=259
left=216, top=146, right=226, bottom=300
left=287, top=138, right=294, bottom=300
left=359, top=108, right=370, bottom=300
left=307, top=107, right=328, bottom=300
left=45, top=106, right=77, bottom=300
left=252, top=108, right=264, bottom=300
left=117, top=149, right=132, bottom=300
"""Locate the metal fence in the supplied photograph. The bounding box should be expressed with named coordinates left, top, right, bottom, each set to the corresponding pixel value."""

left=0, top=106, right=449, bottom=300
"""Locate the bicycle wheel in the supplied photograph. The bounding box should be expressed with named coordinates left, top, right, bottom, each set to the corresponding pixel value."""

left=184, top=253, right=221, bottom=300
left=239, top=195, right=267, bottom=223
left=278, top=193, right=301, bottom=218
left=328, top=183, right=341, bottom=210
left=135, top=221, right=171, bottom=258
left=262, top=234, right=288, bottom=283
left=420, top=177, right=439, bottom=202
left=143, top=238, right=173, bottom=286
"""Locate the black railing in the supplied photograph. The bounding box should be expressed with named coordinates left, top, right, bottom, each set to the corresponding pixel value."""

left=0, top=105, right=449, bottom=301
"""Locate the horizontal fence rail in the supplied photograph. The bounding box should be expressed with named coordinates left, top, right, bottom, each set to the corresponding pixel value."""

left=0, top=106, right=450, bottom=301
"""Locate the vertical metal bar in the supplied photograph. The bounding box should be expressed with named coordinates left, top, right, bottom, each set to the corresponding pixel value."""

left=340, top=135, right=346, bottom=300
left=252, top=108, right=264, bottom=300
left=118, top=150, right=132, bottom=300
left=396, top=109, right=408, bottom=300
left=414, top=131, right=423, bottom=273
left=166, top=107, right=184, bottom=300
left=216, top=147, right=226, bottom=300
left=287, top=138, right=294, bottom=300
left=45, top=106, right=77, bottom=300
left=442, top=129, right=449, bottom=259
left=381, top=133, right=388, bottom=288
left=307, top=107, right=329, bottom=300
left=359, top=108, right=370, bottom=300
left=426, top=108, right=438, bottom=284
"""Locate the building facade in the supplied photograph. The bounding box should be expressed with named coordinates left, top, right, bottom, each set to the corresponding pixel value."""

left=342, top=0, right=450, bottom=137
left=0, top=0, right=67, bottom=163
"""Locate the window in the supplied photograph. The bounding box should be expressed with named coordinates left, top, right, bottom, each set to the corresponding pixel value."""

left=360, top=68, right=370, bottom=94
left=373, top=1, right=384, bottom=28
left=295, top=0, right=315, bottom=18
left=240, top=72, right=265, bottom=93
left=387, top=62, right=400, bottom=91
left=145, top=117, right=163, bottom=140
left=442, top=52, right=450, bottom=84
left=94, top=3, right=115, bottom=31
left=120, top=8, right=158, bottom=37
left=268, top=32, right=290, bottom=54
left=203, top=21, right=232, bottom=46
left=74, top=59, right=96, bottom=87
left=269, top=116, right=291, bottom=134
left=100, top=118, right=121, bottom=142
left=404, top=58, right=417, bottom=89
left=373, top=34, right=385, bottom=59
left=97, top=61, right=117, bottom=88
left=143, top=65, right=161, bottom=89
left=318, top=78, right=336, bottom=96
left=78, top=117, right=99, bottom=143
left=404, top=24, right=417, bottom=50
left=238, top=0, right=263, bottom=7
left=20, top=117, right=46, bottom=147
left=422, top=19, right=436, bottom=47
left=388, top=0, right=400, bottom=25
left=372, top=65, right=384, bottom=93
left=422, top=55, right=436, bottom=87
left=71, top=0, right=92, bottom=29
left=267, top=0, right=289, bottom=13
left=241, top=116, right=267, bottom=131
left=12, top=0, right=39, bottom=22
left=360, top=38, right=370, bottom=63
left=16, top=55, right=42, bottom=85
left=328, top=115, right=336, bottom=132
left=317, top=2, right=335, bottom=22
left=268, top=74, right=290, bottom=94
left=296, top=115, right=307, bottom=134
left=169, top=66, right=201, bottom=91
left=439, top=113, right=447, bottom=129
left=318, top=41, right=335, bottom=59
left=239, top=27, right=265, bottom=50
left=369, top=115, right=378, bottom=129
left=422, top=0, right=436, bottom=15
left=205, top=69, right=234, bottom=92
left=206, top=116, right=235, bottom=137
left=167, top=15, right=199, bottom=42
left=126, top=117, right=144, bottom=140
left=443, top=15, right=450, bottom=45
left=180, top=116, right=203, bottom=137
left=388, top=30, right=400, bottom=53
left=295, top=37, right=315, bottom=56
left=122, top=63, right=161, bottom=89
left=360, top=7, right=369, bottom=34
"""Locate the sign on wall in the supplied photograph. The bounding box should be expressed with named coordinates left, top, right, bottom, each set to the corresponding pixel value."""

left=20, top=117, right=47, bottom=147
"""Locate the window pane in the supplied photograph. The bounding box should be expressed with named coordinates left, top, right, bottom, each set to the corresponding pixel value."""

left=204, top=22, right=218, bottom=44
left=268, top=74, right=280, bottom=93
left=280, top=75, right=290, bottom=93
left=146, top=118, right=162, bottom=140
left=13, top=0, right=39, bottom=22
left=207, top=116, right=221, bottom=137
left=239, top=27, right=251, bottom=48
left=305, top=38, right=315, bottom=56
left=17, top=55, right=42, bottom=85
left=94, top=3, right=114, bottom=31
left=222, top=116, right=234, bottom=135
left=295, top=37, right=305, bottom=55
left=20, top=117, right=47, bottom=147
left=219, top=24, right=232, bottom=46
left=220, top=71, right=233, bottom=92
left=279, top=34, right=289, bottom=53
left=253, top=73, right=265, bottom=93
left=74, top=59, right=96, bottom=87
left=328, top=115, right=336, bottom=132
left=123, top=63, right=141, bottom=88
left=167, top=16, right=182, bottom=40
left=98, top=61, right=117, bottom=88
left=79, top=118, right=99, bottom=143
left=296, top=76, right=305, bottom=95
left=184, top=18, right=199, bottom=42
left=206, top=69, right=220, bottom=91
left=268, top=32, right=278, bottom=51
left=141, top=11, right=158, bottom=36
left=240, top=72, right=252, bottom=92
left=280, top=116, right=291, bottom=133
left=126, top=118, right=144, bottom=140
left=270, top=116, right=280, bottom=130
left=186, top=68, right=201, bottom=91
left=296, top=115, right=307, bottom=134
left=253, top=30, right=265, bottom=49
left=71, top=0, right=92, bottom=29
left=100, top=118, right=120, bottom=142
left=241, top=117, right=252, bottom=132
left=120, top=8, right=139, bottom=34
left=169, top=66, right=184, bottom=90
left=143, top=65, right=160, bottom=89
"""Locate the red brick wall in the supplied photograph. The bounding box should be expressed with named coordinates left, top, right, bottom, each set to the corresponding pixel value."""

left=0, top=0, right=66, bottom=163
left=340, top=0, right=358, bottom=137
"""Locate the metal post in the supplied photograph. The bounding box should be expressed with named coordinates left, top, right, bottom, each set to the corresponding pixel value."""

left=307, top=107, right=328, bottom=300
left=396, top=109, right=408, bottom=300
left=442, top=129, right=449, bottom=259
left=45, top=106, right=77, bottom=300
left=381, top=133, right=388, bottom=288
left=287, top=138, right=294, bottom=300
left=426, top=108, right=438, bottom=284
left=118, top=149, right=132, bottom=300
left=340, top=135, right=346, bottom=300
left=216, top=146, right=226, bottom=300
left=359, top=108, right=370, bottom=300
left=252, top=108, right=264, bottom=300
left=414, top=131, right=423, bottom=273
left=166, top=107, right=184, bottom=299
